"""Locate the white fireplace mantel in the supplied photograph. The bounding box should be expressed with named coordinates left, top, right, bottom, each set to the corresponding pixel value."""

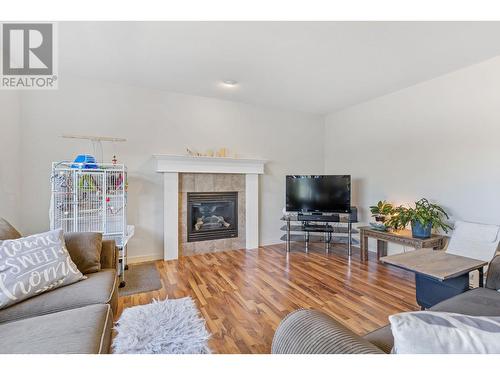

left=154, top=154, right=266, bottom=260
left=154, top=154, right=266, bottom=174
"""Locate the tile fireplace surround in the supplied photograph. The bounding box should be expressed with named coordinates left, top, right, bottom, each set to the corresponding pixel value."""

left=154, top=155, right=266, bottom=260
left=181, top=175, right=244, bottom=256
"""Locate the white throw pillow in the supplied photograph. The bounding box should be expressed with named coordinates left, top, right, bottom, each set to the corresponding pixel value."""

left=390, top=311, right=500, bottom=354
left=0, top=229, right=85, bottom=309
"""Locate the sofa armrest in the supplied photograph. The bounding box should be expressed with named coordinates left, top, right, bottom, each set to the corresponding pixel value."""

left=271, top=309, right=384, bottom=354
left=486, top=254, right=500, bottom=290
left=100, top=239, right=118, bottom=270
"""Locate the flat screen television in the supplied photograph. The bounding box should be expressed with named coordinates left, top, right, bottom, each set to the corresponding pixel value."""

left=286, top=175, right=351, bottom=214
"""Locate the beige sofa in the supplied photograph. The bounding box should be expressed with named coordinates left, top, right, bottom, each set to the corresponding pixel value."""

left=0, top=219, right=119, bottom=354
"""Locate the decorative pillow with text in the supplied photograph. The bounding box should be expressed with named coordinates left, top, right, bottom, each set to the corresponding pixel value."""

left=0, top=229, right=85, bottom=309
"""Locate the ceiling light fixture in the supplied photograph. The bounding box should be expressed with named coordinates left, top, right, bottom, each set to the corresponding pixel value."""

left=222, top=80, right=238, bottom=87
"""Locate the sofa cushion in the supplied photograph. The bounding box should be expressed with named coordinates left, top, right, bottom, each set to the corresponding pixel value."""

left=0, top=304, right=113, bottom=354
left=0, top=218, right=21, bottom=240
left=430, top=287, right=500, bottom=316
left=64, top=232, right=102, bottom=274
left=0, top=229, right=85, bottom=309
left=0, top=269, right=117, bottom=324
left=362, top=325, right=394, bottom=354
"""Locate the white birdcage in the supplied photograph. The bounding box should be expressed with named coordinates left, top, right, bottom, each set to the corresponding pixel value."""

left=50, top=161, right=129, bottom=285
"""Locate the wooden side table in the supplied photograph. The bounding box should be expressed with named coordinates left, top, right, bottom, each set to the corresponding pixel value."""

left=359, top=227, right=446, bottom=261
left=380, top=249, right=487, bottom=308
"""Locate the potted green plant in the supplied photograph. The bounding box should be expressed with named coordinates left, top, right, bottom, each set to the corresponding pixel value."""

left=369, top=200, right=393, bottom=222
left=385, top=198, right=452, bottom=238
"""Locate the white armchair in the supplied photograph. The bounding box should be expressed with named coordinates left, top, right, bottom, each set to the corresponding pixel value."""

left=446, top=220, right=500, bottom=286
left=446, top=220, right=500, bottom=261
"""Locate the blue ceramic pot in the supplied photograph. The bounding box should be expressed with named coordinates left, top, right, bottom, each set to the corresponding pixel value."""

left=411, top=221, right=432, bottom=239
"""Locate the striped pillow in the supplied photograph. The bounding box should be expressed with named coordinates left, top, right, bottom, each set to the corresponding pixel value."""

left=390, top=311, right=500, bottom=354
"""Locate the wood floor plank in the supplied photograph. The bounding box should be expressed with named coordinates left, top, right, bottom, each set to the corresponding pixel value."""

left=116, top=243, right=418, bottom=353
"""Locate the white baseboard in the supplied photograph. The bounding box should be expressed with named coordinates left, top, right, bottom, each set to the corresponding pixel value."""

left=126, top=238, right=376, bottom=264
left=127, top=254, right=163, bottom=264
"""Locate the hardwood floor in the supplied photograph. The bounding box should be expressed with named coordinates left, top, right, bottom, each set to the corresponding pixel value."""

left=117, top=243, right=418, bottom=354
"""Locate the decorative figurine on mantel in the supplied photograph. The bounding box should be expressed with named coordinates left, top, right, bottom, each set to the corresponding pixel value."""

left=186, top=147, right=232, bottom=158
left=186, top=148, right=202, bottom=157
left=216, top=148, right=227, bottom=157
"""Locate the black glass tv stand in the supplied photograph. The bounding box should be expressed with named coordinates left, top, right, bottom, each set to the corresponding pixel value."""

left=280, top=210, right=359, bottom=256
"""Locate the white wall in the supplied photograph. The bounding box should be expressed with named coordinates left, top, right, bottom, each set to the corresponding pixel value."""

left=20, top=76, right=324, bottom=261
left=0, top=92, right=22, bottom=229
left=19, top=57, right=500, bottom=259
left=325, top=56, right=500, bottom=254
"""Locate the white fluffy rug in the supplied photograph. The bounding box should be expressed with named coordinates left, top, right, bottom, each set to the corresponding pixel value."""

left=113, top=297, right=211, bottom=354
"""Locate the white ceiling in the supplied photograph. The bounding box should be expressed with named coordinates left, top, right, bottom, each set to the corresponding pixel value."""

left=60, top=22, right=500, bottom=115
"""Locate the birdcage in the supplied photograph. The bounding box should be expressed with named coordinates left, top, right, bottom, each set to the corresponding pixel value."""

left=50, top=161, right=129, bottom=285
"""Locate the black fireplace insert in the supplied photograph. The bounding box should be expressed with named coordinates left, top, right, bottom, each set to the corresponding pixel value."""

left=187, top=192, right=238, bottom=242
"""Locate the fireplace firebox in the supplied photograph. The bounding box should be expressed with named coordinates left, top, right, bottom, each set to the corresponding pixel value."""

left=187, top=192, right=238, bottom=242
